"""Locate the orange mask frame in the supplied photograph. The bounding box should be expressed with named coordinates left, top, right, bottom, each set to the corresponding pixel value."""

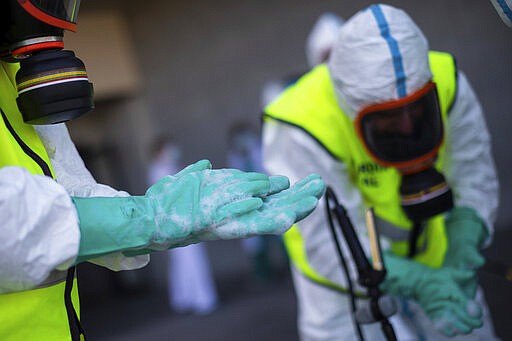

left=354, top=81, right=444, bottom=175
left=17, top=0, right=78, bottom=32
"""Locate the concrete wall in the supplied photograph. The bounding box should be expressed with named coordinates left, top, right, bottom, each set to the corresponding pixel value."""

left=68, top=0, right=512, bottom=229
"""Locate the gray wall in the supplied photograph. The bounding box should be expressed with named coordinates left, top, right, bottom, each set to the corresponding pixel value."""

left=71, top=0, right=512, bottom=229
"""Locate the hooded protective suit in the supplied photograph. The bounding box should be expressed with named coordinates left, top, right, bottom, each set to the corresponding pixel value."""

left=263, top=4, right=499, bottom=340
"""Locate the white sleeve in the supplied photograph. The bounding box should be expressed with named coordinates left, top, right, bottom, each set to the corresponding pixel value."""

left=0, top=166, right=79, bottom=293
left=444, top=72, right=499, bottom=245
left=35, top=124, right=127, bottom=198
left=263, top=119, right=373, bottom=290
left=35, top=124, right=149, bottom=270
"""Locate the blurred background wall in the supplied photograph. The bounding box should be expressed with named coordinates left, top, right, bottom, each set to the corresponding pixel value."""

left=63, top=0, right=512, bottom=339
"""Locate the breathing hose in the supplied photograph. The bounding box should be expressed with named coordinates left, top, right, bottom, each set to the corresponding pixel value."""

left=324, top=186, right=397, bottom=341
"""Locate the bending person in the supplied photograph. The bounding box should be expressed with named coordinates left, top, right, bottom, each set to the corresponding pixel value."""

left=263, top=4, right=499, bottom=340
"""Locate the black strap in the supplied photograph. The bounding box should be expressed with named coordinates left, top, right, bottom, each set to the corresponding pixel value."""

left=65, top=267, right=86, bottom=340
left=0, top=109, right=52, bottom=177
left=407, top=221, right=422, bottom=258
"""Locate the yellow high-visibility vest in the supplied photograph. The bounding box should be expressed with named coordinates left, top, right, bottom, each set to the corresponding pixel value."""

left=0, top=62, right=82, bottom=340
left=264, top=51, right=457, bottom=291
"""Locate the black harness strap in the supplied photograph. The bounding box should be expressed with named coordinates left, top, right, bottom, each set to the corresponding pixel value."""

left=65, top=267, right=85, bottom=340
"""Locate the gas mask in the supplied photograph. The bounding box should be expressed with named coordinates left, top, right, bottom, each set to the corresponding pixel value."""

left=355, top=81, right=454, bottom=222
left=0, top=0, right=93, bottom=125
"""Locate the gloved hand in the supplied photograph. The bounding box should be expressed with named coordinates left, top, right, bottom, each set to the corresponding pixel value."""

left=444, top=207, right=487, bottom=270
left=73, top=160, right=325, bottom=263
left=381, top=252, right=483, bottom=337
left=443, top=207, right=488, bottom=298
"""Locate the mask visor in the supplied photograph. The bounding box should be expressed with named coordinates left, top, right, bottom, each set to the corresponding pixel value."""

left=356, top=82, right=443, bottom=172
left=17, top=0, right=81, bottom=31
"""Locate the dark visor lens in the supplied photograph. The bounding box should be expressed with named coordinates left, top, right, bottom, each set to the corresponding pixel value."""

left=28, top=0, right=81, bottom=23
left=360, top=87, right=443, bottom=163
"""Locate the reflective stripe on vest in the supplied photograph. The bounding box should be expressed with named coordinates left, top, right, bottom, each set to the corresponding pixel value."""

left=0, top=62, right=82, bottom=340
left=265, top=51, right=457, bottom=288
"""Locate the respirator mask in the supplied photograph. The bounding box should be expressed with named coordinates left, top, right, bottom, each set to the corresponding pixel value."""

left=0, top=0, right=93, bottom=124
left=355, top=81, right=453, bottom=222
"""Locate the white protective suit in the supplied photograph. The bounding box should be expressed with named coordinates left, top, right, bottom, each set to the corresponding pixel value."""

left=263, top=4, right=500, bottom=341
left=0, top=122, right=149, bottom=293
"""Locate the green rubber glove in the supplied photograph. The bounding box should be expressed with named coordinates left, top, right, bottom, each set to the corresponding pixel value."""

left=444, top=207, right=488, bottom=298
left=73, top=160, right=325, bottom=263
left=381, top=252, right=483, bottom=337
left=444, top=207, right=487, bottom=270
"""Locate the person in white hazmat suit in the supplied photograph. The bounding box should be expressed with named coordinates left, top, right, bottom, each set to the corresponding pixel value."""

left=263, top=4, right=500, bottom=340
left=0, top=1, right=325, bottom=340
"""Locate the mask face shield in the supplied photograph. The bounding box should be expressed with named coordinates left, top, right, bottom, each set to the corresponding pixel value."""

left=16, top=0, right=81, bottom=32
left=355, top=81, right=443, bottom=174
left=355, top=82, right=453, bottom=222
